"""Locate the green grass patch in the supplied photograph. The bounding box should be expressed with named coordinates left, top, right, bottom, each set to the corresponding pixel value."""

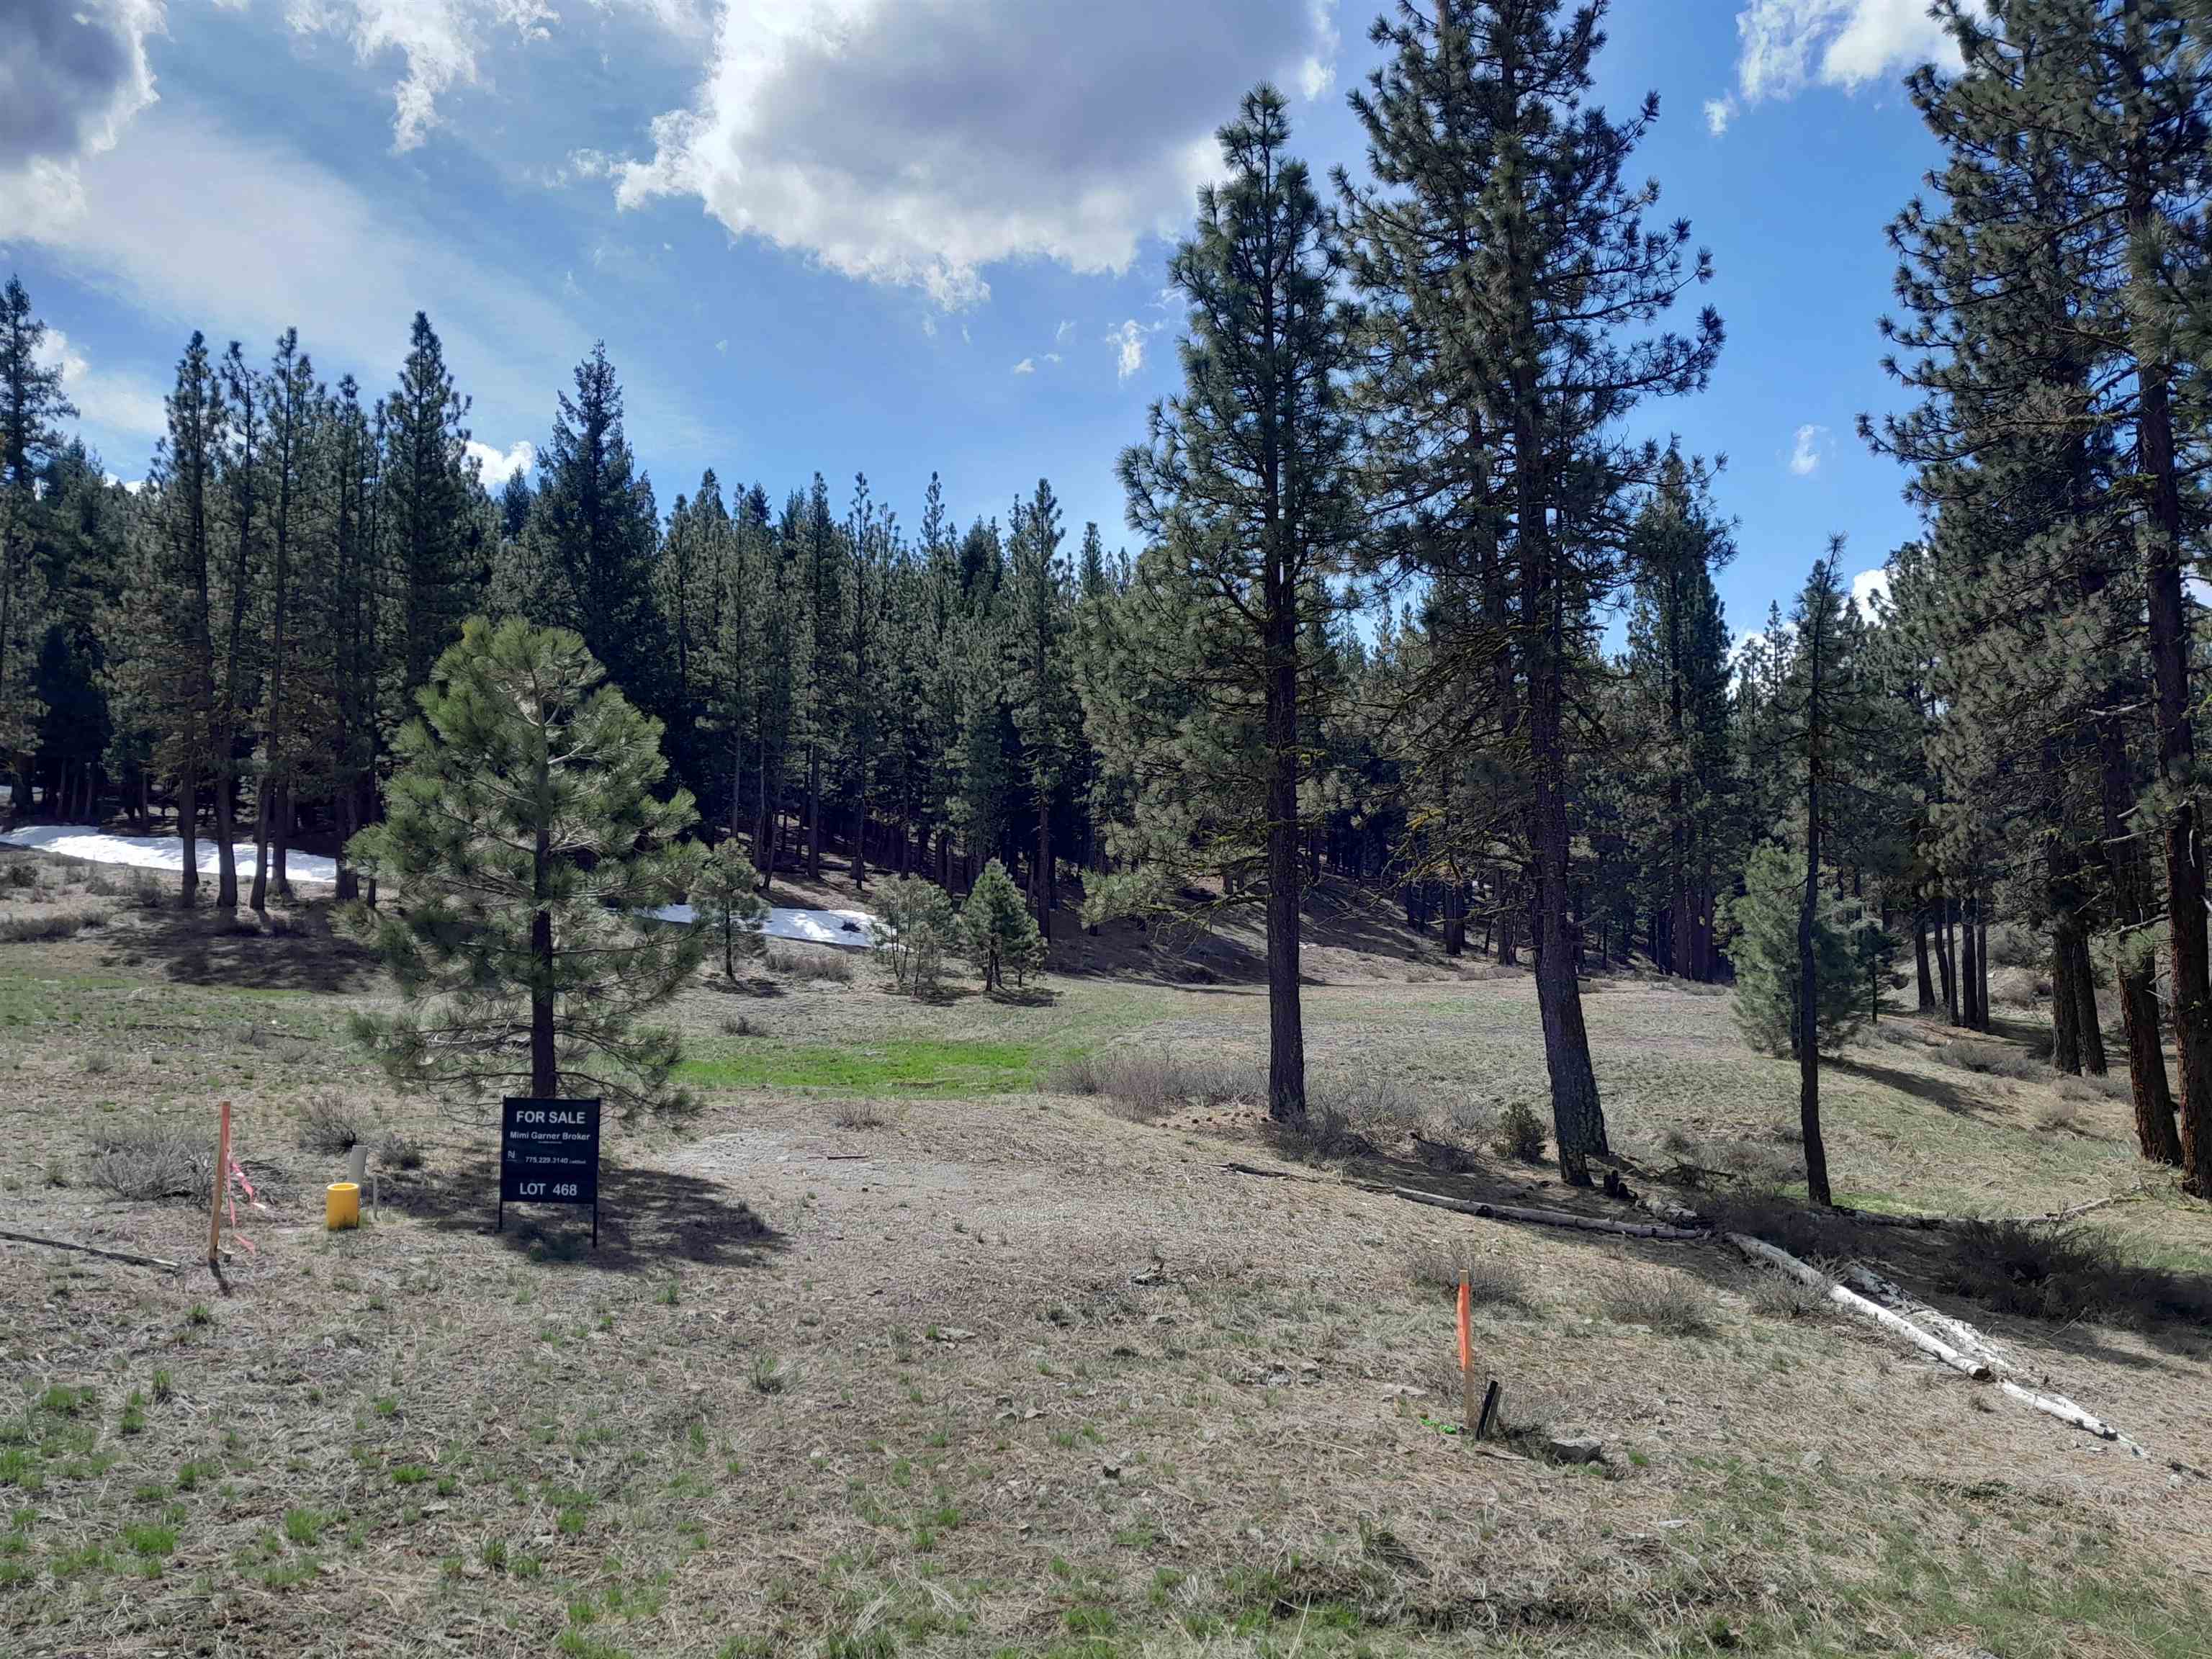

left=681, top=1038, right=1046, bottom=1097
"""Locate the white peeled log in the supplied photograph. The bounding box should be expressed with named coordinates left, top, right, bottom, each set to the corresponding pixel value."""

left=1998, top=1382, right=2148, bottom=1457
left=1726, top=1233, right=1992, bottom=1380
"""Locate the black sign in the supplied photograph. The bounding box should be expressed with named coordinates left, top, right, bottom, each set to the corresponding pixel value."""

left=499, top=1097, right=601, bottom=1244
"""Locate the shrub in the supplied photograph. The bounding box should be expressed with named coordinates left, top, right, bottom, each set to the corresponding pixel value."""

left=299, top=1094, right=376, bottom=1156
left=1936, top=1220, right=2212, bottom=1328
left=377, top=1131, right=426, bottom=1172
left=1599, top=1272, right=1716, bottom=1337
left=1048, top=1049, right=1252, bottom=1120
left=1493, top=1100, right=1548, bottom=1163
left=86, top=1120, right=214, bottom=1202
left=958, top=858, right=1044, bottom=992
left=0, top=912, right=87, bottom=943
left=872, top=876, right=958, bottom=997
left=765, top=942, right=855, bottom=983
left=1, top=863, right=37, bottom=890
left=1730, top=840, right=1870, bottom=1058
left=1947, top=1040, right=2038, bottom=1081
left=1409, top=1250, right=1532, bottom=1310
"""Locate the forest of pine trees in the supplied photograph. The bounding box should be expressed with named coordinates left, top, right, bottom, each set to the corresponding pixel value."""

left=2, top=1, right=2210, bottom=1195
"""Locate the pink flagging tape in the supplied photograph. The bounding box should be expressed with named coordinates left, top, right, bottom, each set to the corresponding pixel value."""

left=225, top=1156, right=266, bottom=1254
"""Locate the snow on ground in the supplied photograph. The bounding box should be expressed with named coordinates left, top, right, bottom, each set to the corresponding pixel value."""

left=0, top=824, right=341, bottom=884
left=1, top=825, right=878, bottom=949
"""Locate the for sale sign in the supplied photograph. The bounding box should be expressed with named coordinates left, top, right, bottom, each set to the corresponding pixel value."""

left=499, top=1097, right=601, bottom=1244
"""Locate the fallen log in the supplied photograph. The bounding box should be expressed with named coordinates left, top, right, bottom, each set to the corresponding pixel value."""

left=1997, top=1381, right=2145, bottom=1455
left=1843, top=1264, right=2015, bottom=1375
left=1393, top=1187, right=1706, bottom=1241
left=0, top=1227, right=183, bottom=1272
left=1726, top=1233, right=1990, bottom=1380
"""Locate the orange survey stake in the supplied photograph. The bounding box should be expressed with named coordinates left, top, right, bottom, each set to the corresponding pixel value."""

left=1456, top=1274, right=1472, bottom=1372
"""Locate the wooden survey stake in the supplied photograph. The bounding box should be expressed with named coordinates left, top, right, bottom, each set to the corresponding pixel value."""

left=498, top=1098, right=601, bottom=1244
left=1458, top=1272, right=1476, bottom=1431
left=207, top=1100, right=231, bottom=1267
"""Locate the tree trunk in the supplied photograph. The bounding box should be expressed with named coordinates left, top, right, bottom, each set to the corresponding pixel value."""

left=335, top=782, right=360, bottom=902
left=1799, top=597, right=1831, bottom=1209
left=272, top=781, right=291, bottom=896
left=2051, top=925, right=2085, bottom=1076
left=178, top=774, right=199, bottom=907
left=1960, top=893, right=1982, bottom=1031
left=2129, top=81, right=2212, bottom=1196
left=1914, top=911, right=1935, bottom=1012
left=806, top=747, right=822, bottom=881
left=2071, top=933, right=2106, bottom=1077
left=531, top=817, right=556, bottom=1097
left=249, top=778, right=271, bottom=913
left=213, top=767, right=238, bottom=912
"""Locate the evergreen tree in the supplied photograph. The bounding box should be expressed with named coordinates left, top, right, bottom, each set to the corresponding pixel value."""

left=1732, top=840, right=1869, bottom=1060
left=347, top=617, right=705, bottom=1109
left=124, top=333, right=226, bottom=903
left=0, top=276, right=77, bottom=811
left=522, top=343, right=664, bottom=709
left=1110, top=85, right=1356, bottom=1125
left=1005, top=478, right=1076, bottom=927
left=694, top=837, right=768, bottom=979
left=960, top=856, right=1044, bottom=992
left=1339, top=0, right=1722, bottom=1183
left=382, top=313, right=480, bottom=696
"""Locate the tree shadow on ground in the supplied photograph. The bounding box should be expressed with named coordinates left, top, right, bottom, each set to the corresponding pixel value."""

left=391, top=1158, right=786, bottom=1272
left=1833, top=1056, right=2007, bottom=1120
left=122, top=899, right=381, bottom=994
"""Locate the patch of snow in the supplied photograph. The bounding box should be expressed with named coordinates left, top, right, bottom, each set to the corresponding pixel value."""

left=1, top=824, right=877, bottom=948
left=0, top=824, right=338, bottom=883
left=652, top=902, right=876, bottom=950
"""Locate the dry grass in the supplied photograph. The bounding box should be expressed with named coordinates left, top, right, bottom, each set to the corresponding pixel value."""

left=83, top=1118, right=215, bottom=1202
left=1408, top=1247, right=1534, bottom=1310
left=766, top=941, right=857, bottom=983
left=1047, top=1047, right=1253, bottom=1120
left=830, top=1100, right=889, bottom=1130
left=1596, top=1269, right=1717, bottom=1336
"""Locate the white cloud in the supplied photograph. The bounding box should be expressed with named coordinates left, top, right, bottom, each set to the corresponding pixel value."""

left=466, top=437, right=534, bottom=485
left=1011, top=357, right=1035, bottom=375
left=714, top=337, right=727, bottom=354
left=1789, top=423, right=1827, bottom=476
left=1042, top=351, right=1060, bottom=364
left=1053, top=318, right=1074, bottom=346
left=1734, top=0, right=1962, bottom=106
left=1298, top=0, right=1340, bottom=99
left=1850, top=565, right=1890, bottom=619
left=280, top=0, right=554, bottom=152
left=1703, top=97, right=1732, bottom=135
left=1107, top=318, right=1159, bottom=382
left=32, top=328, right=168, bottom=442
left=7, top=96, right=579, bottom=457
left=0, top=0, right=164, bottom=228
left=608, top=0, right=1339, bottom=310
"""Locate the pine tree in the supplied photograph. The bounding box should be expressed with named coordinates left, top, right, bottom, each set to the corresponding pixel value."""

left=1005, top=479, right=1076, bottom=927
left=124, top=333, right=225, bottom=904
left=1732, top=840, right=1869, bottom=1060
left=1622, top=453, right=1737, bottom=981
left=1109, top=85, right=1355, bottom=1125
left=1339, top=0, right=1722, bottom=1183
left=347, top=617, right=706, bottom=1109
left=694, top=837, right=768, bottom=980
left=0, top=276, right=77, bottom=812
left=251, top=329, right=319, bottom=909
left=522, top=343, right=664, bottom=711
left=960, top=856, right=1044, bottom=992
left=382, top=313, right=480, bottom=696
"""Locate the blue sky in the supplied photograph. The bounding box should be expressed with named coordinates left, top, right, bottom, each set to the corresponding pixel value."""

left=1, top=0, right=1961, bottom=639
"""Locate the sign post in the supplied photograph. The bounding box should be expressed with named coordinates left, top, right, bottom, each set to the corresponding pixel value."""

left=498, top=1098, right=601, bottom=1245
